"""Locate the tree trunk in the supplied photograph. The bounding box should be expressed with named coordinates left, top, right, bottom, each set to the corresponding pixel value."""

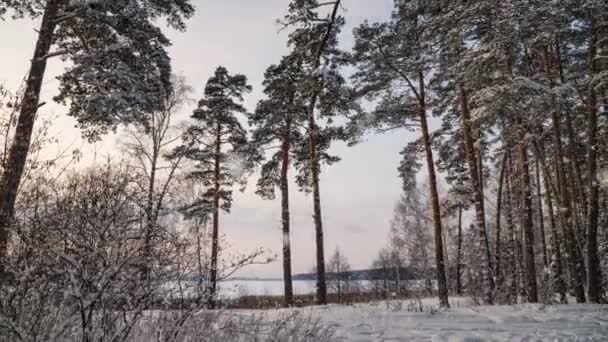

left=551, top=111, right=587, bottom=303
left=568, top=164, right=586, bottom=261
left=495, top=154, right=507, bottom=293
left=458, top=82, right=494, bottom=304
left=0, top=0, right=61, bottom=268
left=395, top=254, right=401, bottom=296
left=208, top=123, right=222, bottom=307
left=533, top=138, right=567, bottom=302
left=543, top=47, right=587, bottom=303
left=442, top=223, right=450, bottom=291
left=308, top=96, right=327, bottom=305
left=512, top=154, right=526, bottom=301
left=558, top=38, right=588, bottom=224
left=504, top=154, right=518, bottom=303
left=535, top=154, right=548, bottom=268
left=518, top=136, right=538, bottom=303
left=305, top=0, right=342, bottom=306
left=142, top=139, right=159, bottom=282
left=196, top=219, right=205, bottom=299
left=565, top=114, right=588, bottom=222
left=280, top=112, right=294, bottom=307
left=419, top=71, right=449, bottom=308
left=456, top=206, right=463, bottom=296
left=585, top=18, right=602, bottom=303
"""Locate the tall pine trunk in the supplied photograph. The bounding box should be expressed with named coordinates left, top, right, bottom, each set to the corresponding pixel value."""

left=543, top=47, right=587, bottom=303
left=535, top=154, right=548, bottom=268
left=585, top=18, right=602, bottom=303
left=0, top=0, right=61, bottom=269
left=306, top=0, right=341, bottom=305
left=208, top=123, right=222, bottom=307
left=418, top=72, right=449, bottom=308
left=280, top=111, right=294, bottom=307
left=504, top=154, right=518, bottom=303
left=308, top=95, right=327, bottom=305
left=495, top=154, right=507, bottom=293
left=517, top=134, right=538, bottom=303
left=552, top=111, right=586, bottom=303
left=512, top=152, right=526, bottom=301
left=556, top=38, right=588, bottom=223
left=533, top=138, right=567, bottom=302
left=456, top=206, right=463, bottom=296
left=195, top=219, right=206, bottom=299
left=458, top=82, right=494, bottom=304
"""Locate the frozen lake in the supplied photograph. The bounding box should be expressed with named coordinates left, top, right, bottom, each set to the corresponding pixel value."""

left=218, top=279, right=317, bottom=297
left=166, top=279, right=433, bottom=299
left=216, top=279, right=432, bottom=298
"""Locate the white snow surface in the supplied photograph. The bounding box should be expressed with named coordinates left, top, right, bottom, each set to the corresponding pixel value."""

left=234, top=298, right=608, bottom=341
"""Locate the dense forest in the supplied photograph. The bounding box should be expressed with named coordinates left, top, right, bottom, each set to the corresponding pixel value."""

left=0, top=0, right=606, bottom=340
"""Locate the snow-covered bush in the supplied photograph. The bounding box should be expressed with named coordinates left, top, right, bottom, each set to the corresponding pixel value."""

left=0, top=163, right=158, bottom=341
left=0, top=161, right=276, bottom=341
left=130, top=310, right=335, bottom=342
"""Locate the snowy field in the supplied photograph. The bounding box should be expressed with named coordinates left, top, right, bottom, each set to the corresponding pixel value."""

left=154, top=282, right=608, bottom=340
left=231, top=298, right=608, bottom=341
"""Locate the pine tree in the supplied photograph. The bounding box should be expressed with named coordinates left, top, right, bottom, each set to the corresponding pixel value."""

left=249, top=53, right=307, bottom=306
left=351, top=0, right=450, bottom=308
left=176, top=66, right=252, bottom=306
left=575, top=0, right=608, bottom=303
left=282, top=0, right=351, bottom=305
left=0, top=0, right=194, bottom=272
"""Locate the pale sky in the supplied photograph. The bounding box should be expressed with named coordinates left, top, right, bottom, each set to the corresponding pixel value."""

left=0, top=0, right=428, bottom=278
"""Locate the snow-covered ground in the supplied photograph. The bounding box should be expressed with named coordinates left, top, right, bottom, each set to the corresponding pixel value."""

left=231, top=297, right=608, bottom=341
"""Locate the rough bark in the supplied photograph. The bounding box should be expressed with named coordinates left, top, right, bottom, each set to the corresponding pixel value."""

left=458, top=82, right=494, bottom=304
left=512, top=152, right=526, bottom=301
left=585, top=18, right=602, bottom=303
left=195, top=219, right=206, bottom=299
left=208, top=123, right=222, bottom=307
left=419, top=72, right=449, bottom=308
left=544, top=47, right=587, bottom=303
left=504, top=154, right=518, bottom=303
left=533, top=138, right=567, bottom=302
left=557, top=39, right=589, bottom=224
left=535, top=154, right=548, bottom=268
left=456, top=206, right=463, bottom=296
left=518, top=136, right=538, bottom=303
left=0, top=0, right=61, bottom=269
left=280, top=108, right=294, bottom=307
left=551, top=111, right=587, bottom=303
left=568, top=164, right=586, bottom=260
left=495, top=154, right=507, bottom=292
left=565, top=114, right=588, bottom=222
left=308, top=94, right=327, bottom=305
left=442, top=223, right=450, bottom=291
